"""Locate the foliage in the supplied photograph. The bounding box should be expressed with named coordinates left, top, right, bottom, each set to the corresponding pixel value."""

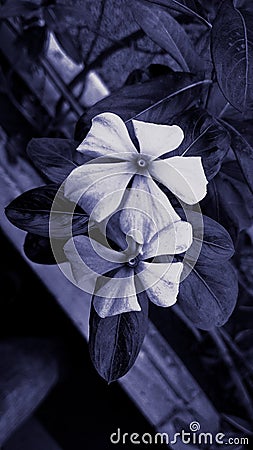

left=2, top=2, right=253, bottom=427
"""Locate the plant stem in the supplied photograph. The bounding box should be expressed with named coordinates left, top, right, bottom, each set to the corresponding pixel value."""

left=218, top=102, right=230, bottom=118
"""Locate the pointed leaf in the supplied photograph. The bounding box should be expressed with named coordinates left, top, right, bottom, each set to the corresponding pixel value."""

left=220, top=119, right=253, bottom=195
left=27, top=138, right=89, bottom=183
left=170, top=108, right=230, bottom=180
left=89, top=292, right=149, bottom=382
left=24, top=233, right=66, bottom=265
left=54, top=31, right=83, bottom=65
left=202, top=161, right=253, bottom=240
left=143, top=0, right=211, bottom=28
left=211, top=0, right=253, bottom=114
left=178, top=261, right=238, bottom=329
left=129, top=0, right=201, bottom=72
left=5, top=185, right=88, bottom=238
left=75, top=72, right=210, bottom=141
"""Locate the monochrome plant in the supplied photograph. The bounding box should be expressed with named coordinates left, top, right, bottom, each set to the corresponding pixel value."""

left=4, top=0, right=253, bottom=384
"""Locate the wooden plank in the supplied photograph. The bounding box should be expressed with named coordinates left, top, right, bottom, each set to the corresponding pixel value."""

left=4, top=417, right=63, bottom=450
left=0, top=339, right=61, bottom=446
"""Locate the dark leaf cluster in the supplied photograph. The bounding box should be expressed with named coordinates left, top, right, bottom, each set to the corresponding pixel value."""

left=4, top=0, right=253, bottom=382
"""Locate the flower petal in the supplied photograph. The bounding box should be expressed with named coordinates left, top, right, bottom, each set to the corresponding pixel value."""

left=150, top=156, right=208, bottom=204
left=132, top=120, right=184, bottom=159
left=64, top=235, right=124, bottom=289
left=77, top=113, right=137, bottom=159
left=137, top=261, right=183, bottom=307
left=64, top=161, right=135, bottom=222
left=143, top=220, right=193, bottom=259
left=93, top=266, right=140, bottom=317
left=120, top=175, right=180, bottom=244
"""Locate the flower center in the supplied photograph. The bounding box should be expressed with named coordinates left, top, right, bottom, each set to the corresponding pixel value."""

left=137, top=158, right=147, bottom=168
left=127, top=256, right=139, bottom=268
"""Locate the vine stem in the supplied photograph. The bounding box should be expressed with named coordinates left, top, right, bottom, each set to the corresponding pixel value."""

left=209, top=329, right=253, bottom=420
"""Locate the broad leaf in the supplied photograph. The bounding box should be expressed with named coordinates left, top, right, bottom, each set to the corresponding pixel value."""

left=169, top=108, right=230, bottom=180
left=89, top=292, right=149, bottom=382
left=201, top=161, right=253, bottom=241
left=27, top=138, right=89, bottom=183
left=178, top=260, right=238, bottom=329
left=199, top=216, right=234, bottom=262
left=5, top=185, right=88, bottom=238
left=219, top=119, right=253, bottom=195
left=129, top=0, right=201, bottom=72
left=183, top=211, right=235, bottom=262
left=211, top=0, right=253, bottom=115
left=75, top=72, right=210, bottom=141
left=24, top=233, right=67, bottom=265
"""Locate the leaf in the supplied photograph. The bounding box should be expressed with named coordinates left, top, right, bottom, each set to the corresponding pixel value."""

left=219, top=119, right=253, bottom=195
left=19, top=25, right=49, bottom=60
left=27, top=138, right=89, bottom=183
left=178, top=260, right=238, bottom=329
left=5, top=185, right=88, bottom=238
left=235, top=330, right=253, bottom=365
left=89, top=292, right=149, bottom=382
left=129, top=0, right=201, bottom=72
left=183, top=210, right=235, bottom=262
left=24, top=233, right=67, bottom=265
left=170, top=108, right=230, bottom=180
left=205, top=81, right=228, bottom=118
left=198, top=0, right=221, bottom=19
left=143, top=0, right=211, bottom=28
left=201, top=161, right=253, bottom=241
left=75, top=72, right=210, bottom=141
left=0, top=0, right=41, bottom=19
left=211, top=0, right=253, bottom=115
left=234, top=231, right=253, bottom=296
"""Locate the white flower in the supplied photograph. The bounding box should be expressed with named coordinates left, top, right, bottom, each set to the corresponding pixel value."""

left=64, top=113, right=208, bottom=226
left=64, top=215, right=193, bottom=318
